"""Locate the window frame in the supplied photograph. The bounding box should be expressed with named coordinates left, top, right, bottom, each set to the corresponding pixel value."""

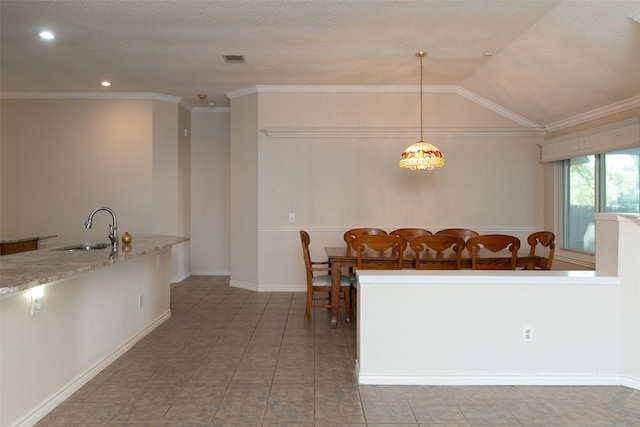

left=556, top=147, right=640, bottom=268
left=555, top=162, right=596, bottom=269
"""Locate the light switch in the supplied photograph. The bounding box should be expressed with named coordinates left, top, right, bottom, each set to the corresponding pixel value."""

left=288, top=213, right=295, bottom=223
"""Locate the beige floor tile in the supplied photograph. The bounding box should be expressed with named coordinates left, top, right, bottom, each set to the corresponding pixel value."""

left=110, top=400, right=171, bottom=423
left=223, top=382, right=271, bottom=401
left=409, top=399, right=468, bottom=425
left=177, top=383, right=227, bottom=402
left=359, top=385, right=407, bottom=401
left=269, top=382, right=314, bottom=402
left=315, top=381, right=361, bottom=402
left=84, top=383, right=141, bottom=402
left=456, top=401, right=522, bottom=425
left=314, top=400, right=365, bottom=424
left=162, top=400, right=217, bottom=423
left=135, top=383, right=186, bottom=401
left=190, top=367, right=235, bottom=384
left=362, top=400, right=417, bottom=424
left=264, top=400, right=315, bottom=423
left=213, top=400, right=267, bottom=423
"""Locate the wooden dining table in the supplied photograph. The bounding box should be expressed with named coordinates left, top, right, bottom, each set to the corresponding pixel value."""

left=324, top=246, right=544, bottom=329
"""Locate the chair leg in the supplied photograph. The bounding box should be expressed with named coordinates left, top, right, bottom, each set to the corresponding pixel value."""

left=304, top=290, right=313, bottom=322
left=350, top=285, right=357, bottom=322
left=343, top=287, right=351, bottom=321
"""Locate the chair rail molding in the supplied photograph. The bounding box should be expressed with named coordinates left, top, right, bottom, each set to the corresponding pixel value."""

left=260, top=127, right=546, bottom=139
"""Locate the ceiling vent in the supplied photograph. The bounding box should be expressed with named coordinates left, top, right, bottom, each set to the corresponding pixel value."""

left=223, top=55, right=246, bottom=63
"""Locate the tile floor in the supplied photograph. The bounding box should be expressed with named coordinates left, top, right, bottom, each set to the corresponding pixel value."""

left=38, top=275, right=640, bottom=426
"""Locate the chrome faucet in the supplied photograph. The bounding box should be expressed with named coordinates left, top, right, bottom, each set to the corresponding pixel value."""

left=85, top=206, right=118, bottom=249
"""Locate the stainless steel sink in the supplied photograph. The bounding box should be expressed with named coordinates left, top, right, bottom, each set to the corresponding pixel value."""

left=52, top=243, right=111, bottom=251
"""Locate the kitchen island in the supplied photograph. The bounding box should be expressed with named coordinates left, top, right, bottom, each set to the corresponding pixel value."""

left=0, top=234, right=188, bottom=427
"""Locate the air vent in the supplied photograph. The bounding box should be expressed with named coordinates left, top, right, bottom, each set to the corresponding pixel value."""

left=223, top=55, right=246, bottom=63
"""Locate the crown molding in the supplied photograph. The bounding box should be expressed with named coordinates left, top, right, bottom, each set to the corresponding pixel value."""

left=260, top=127, right=546, bottom=139
left=453, top=87, right=543, bottom=129
left=0, top=92, right=182, bottom=103
left=227, top=85, right=543, bottom=129
left=545, top=95, right=640, bottom=133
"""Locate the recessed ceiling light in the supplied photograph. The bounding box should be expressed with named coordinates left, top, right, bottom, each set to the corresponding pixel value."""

left=39, top=31, right=55, bottom=40
left=483, top=51, right=495, bottom=56
left=101, top=81, right=111, bottom=87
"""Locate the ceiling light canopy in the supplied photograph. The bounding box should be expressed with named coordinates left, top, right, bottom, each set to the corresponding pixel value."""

left=399, top=52, right=444, bottom=171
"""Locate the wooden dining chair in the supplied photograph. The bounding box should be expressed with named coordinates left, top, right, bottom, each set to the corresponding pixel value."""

left=349, top=234, right=407, bottom=321
left=410, top=234, right=465, bottom=270
left=352, top=234, right=407, bottom=270
left=390, top=228, right=431, bottom=241
left=343, top=228, right=387, bottom=250
left=435, top=228, right=479, bottom=242
left=527, top=231, right=556, bottom=270
left=299, top=230, right=350, bottom=322
left=466, top=234, right=520, bottom=270
left=389, top=228, right=431, bottom=257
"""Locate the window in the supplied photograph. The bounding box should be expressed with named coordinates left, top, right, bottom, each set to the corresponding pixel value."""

left=562, top=147, right=640, bottom=252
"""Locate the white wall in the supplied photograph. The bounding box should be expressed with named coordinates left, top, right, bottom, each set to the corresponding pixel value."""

left=172, top=104, right=192, bottom=281
left=190, top=111, right=230, bottom=275
left=151, top=100, right=179, bottom=235
left=229, top=88, right=546, bottom=291
left=0, top=98, right=154, bottom=246
left=230, top=94, right=260, bottom=290
left=595, top=213, right=640, bottom=389
left=357, top=272, right=620, bottom=385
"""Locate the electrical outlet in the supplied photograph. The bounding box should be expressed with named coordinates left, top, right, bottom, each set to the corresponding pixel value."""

left=31, top=294, right=43, bottom=315
left=288, top=213, right=295, bottom=223
left=522, top=325, right=534, bottom=342
left=138, top=294, right=143, bottom=308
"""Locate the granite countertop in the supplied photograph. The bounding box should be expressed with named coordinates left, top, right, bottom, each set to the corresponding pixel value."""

left=0, top=234, right=58, bottom=244
left=0, top=234, right=189, bottom=296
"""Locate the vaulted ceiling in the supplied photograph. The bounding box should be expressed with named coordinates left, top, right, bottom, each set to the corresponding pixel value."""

left=2, top=0, right=639, bottom=129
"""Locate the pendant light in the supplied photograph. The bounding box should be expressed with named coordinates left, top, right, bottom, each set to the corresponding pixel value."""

left=399, top=52, right=445, bottom=170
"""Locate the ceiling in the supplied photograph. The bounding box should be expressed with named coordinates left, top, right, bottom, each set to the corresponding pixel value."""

left=2, top=0, right=639, bottom=129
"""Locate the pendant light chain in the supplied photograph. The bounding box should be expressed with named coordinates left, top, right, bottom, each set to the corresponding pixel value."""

left=419, top=53, right=424, bottom=142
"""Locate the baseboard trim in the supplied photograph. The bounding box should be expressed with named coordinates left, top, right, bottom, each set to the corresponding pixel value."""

left=15, top=310, right=172, bottom=427
left=230, top=280, right=259, bottom=292
left=621, top=375, right=640, bottom=390
left=190, top=270, right=231, bottom=276
left=171, top=272, right=190, bottom=283
left=357, top=372, right=622, bottom=387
